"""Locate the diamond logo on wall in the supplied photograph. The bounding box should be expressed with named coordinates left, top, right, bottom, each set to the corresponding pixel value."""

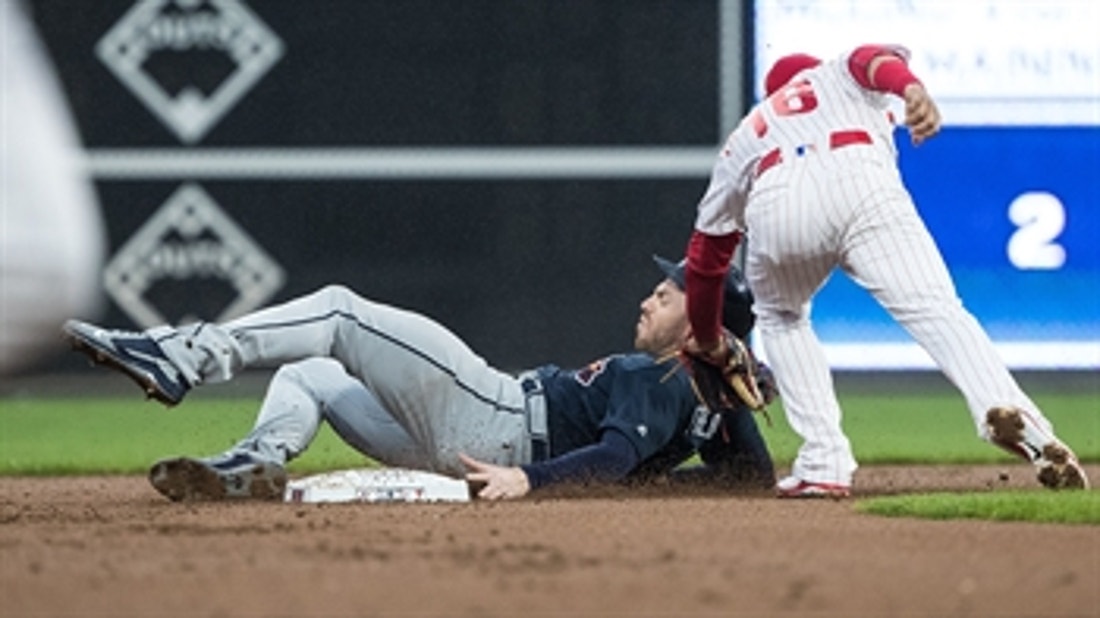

left=104, top=184, right=285, bottom=328
left=96, top=0, right=284, bottom=144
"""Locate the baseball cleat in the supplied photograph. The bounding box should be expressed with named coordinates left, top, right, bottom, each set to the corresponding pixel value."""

left=149, top=453, right=287, bottom=502
left=63, top=319, right=190, bottom=406
left=986, top=406, right=1089, bottom=490
left=775, top=476, right=851, bottom=499
left=1036, top=444, right=1089, bottom=490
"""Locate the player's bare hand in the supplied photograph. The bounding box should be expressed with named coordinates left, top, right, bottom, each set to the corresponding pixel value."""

left=903, top=83, right=941, bottom=146
left=459, top=453, right=531, bottom=500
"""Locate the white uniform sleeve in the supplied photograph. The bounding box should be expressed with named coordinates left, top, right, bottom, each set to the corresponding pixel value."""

left=693, top=124, right=755, bottom=236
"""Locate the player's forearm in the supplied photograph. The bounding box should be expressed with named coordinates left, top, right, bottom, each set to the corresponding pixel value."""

left=848, top=44, right=920, bottom=96
left=685, top=230, right=741, bottom=347
left=520, top=430, right=639, bottom=490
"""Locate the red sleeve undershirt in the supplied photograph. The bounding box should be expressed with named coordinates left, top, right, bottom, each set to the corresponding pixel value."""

left=684, top=229, right=741, bottom=347
left=847, top=45, right=921, bottom=96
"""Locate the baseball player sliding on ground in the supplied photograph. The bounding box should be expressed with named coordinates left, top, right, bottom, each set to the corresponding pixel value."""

left=679, top=43, right=1088, bottom=497
left=64, top=257, right=774, bottom=501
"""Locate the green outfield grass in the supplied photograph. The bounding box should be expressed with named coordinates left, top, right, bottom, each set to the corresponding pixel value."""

left=762, top=390, right=1099, bottom=465
left=2, top=379, right=1096, bottom=525
left=0, top=398, right=367, bottom=475
left=1, top=385, right=1096, bottom=475
left=857, top=491, right=1100, bottom=525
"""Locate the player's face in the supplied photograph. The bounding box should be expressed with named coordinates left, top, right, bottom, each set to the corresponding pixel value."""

left=634, top=279, right=690, bottom=356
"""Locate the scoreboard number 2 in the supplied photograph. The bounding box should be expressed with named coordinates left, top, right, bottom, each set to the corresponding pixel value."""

left=1007, top=191, right=1066, bottom=270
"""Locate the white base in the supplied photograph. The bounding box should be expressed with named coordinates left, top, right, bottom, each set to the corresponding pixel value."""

left=284, top=468, right=471, bottom=504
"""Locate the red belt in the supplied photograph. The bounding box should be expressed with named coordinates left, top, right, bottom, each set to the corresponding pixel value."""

left=754, top=129, right=873, bottom=179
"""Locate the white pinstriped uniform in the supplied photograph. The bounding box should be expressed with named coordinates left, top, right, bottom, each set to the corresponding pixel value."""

left=694, top=49, right=1062, bottom=485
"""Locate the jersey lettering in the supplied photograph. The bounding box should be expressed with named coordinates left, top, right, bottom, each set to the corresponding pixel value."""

left=773, top=79, right=818, bottom=116
left=748, top=79, right=819, bottom=138
left=689, top=405, right=721, bottom=440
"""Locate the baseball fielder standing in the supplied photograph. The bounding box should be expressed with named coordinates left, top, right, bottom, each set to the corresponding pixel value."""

left=680, top=44, right=1088, bottom=497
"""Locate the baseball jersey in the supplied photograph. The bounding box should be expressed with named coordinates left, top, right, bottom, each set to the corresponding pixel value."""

left=533, top=353, right=716, bottom=465
left=694, top=47, right=904, bottom=237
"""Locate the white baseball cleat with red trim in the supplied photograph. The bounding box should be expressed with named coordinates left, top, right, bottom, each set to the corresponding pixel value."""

left=775, top=476, right=851, bottom=499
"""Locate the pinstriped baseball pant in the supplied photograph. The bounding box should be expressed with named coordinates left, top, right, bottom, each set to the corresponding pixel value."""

left=744, top=155, right=1057, bottom=485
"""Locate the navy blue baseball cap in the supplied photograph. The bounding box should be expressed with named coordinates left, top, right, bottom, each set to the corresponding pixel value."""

left=653, top=255, right=755, bottom=339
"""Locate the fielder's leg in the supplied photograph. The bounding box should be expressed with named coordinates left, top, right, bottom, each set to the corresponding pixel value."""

left=844, top=189, right=1088, bottom=489
left=744, top=178, right=858, bottom=495
left=753, top=307, right=858, bottom=495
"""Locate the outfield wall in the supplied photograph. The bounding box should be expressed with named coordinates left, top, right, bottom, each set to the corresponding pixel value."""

left=26, top=0, right=735, bottom=375
left=17, top=0, right=1098, bottom=376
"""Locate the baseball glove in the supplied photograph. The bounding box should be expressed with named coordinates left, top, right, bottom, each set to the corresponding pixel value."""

left=683, top=331, right=775, bottom=414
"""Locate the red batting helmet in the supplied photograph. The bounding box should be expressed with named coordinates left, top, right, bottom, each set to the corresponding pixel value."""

left=764, top=53, right=822, bottom=96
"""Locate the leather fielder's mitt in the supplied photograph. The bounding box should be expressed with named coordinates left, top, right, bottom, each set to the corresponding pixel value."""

left=683, top=331, right=774, bottom=414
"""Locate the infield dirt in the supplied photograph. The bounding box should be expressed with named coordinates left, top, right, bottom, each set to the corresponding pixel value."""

left=1, top=464, right=1097, bottom=618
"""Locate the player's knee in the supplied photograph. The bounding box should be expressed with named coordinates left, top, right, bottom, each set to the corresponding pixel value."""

left=282, top=357, right=340, bottom=378
left=280, top=357, right=349, bottom=390
left=317, top=283, right=354, bottom=302
left=756, top=308, right=808, bottom=331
